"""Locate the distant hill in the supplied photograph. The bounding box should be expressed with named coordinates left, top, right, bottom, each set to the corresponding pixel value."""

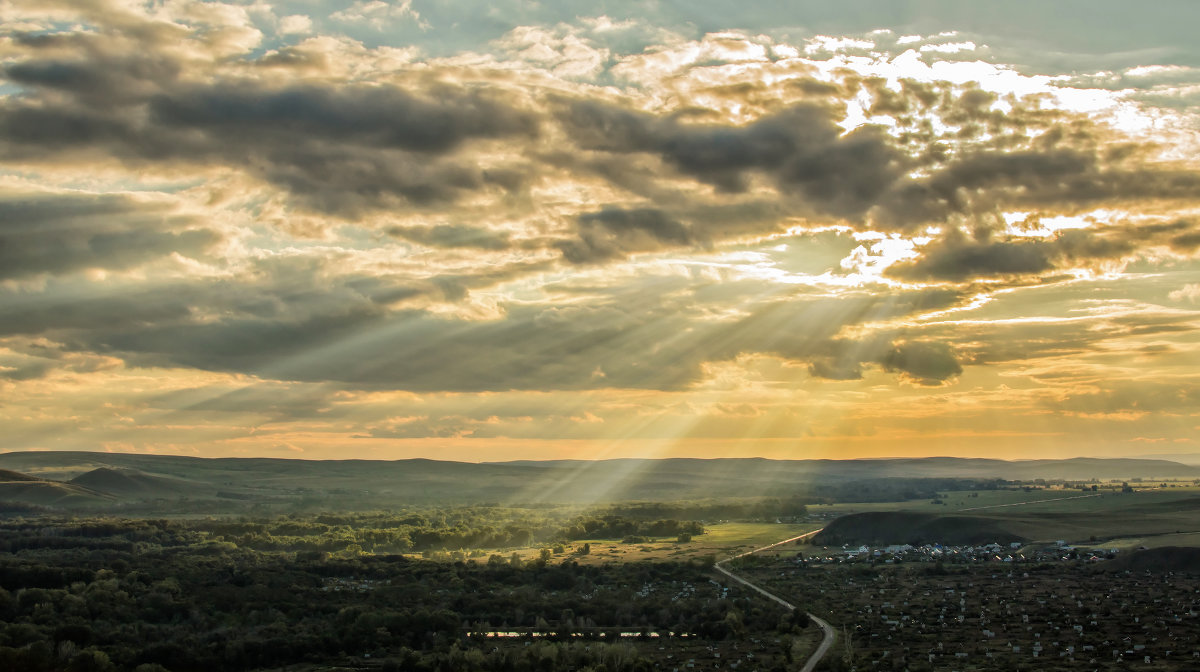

left=0, top=451, right=1195, bottom=510
left=812, top=511, right=1027, bottom=547
left=1102, top=546, right=1200, bottom=574
left=0, top=467, right=116, bottom=508
left=0, top=468, right=42, bottom=482
left=69, top=467, right=200, bottom=499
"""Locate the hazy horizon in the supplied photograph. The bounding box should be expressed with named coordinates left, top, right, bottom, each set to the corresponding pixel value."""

left=2, top=1, right=1198, bottom=461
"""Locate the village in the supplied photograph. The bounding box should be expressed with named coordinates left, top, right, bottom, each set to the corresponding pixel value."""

left=740, top=555, right=1200, bottom=670
left=801, top=540, right=1123, bottom=566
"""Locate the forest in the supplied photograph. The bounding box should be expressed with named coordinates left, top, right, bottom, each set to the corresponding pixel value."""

left=0, top=514, right=802, bottom=671
left=0, top=497, right=813, bottom=558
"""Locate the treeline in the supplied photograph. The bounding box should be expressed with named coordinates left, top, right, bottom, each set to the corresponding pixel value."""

left=807, top=478, right=1006, bottom=503
left=180, top=509, right=707, bottom=554
left=558, top=516, right=703, bottom=541
left=0, top=508, right=712, bottom=557
left=0, top=517, right=796, bottom=671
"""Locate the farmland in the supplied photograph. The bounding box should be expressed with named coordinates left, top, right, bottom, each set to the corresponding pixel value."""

left=2, top=452, right=1200, bottom=670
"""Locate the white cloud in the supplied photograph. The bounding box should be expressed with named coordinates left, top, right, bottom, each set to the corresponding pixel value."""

left=330, top=0, right=428, bottom=30
left=919, top=41, right=977, bottom=54
left=278, top=14, right=313, bottom=35
left=1169, top=283, right=1200, bottom=303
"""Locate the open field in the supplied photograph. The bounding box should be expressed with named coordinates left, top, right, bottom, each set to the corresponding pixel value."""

left=388, top=522, right=823, bottom=566
left=813, top=484, right=1200, bottom=516
left=1081, top=531, right=1200, bottom=551
left=578, top=522, right=820, bottom=563
left=491, top=522, right=822, bottom=565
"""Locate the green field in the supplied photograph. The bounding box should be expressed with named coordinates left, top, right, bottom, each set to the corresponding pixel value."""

left=812, top=484, right=1200, bottom=516
left=560, top=522, right=820, bottom=564
left=1078, top=531, right=1200, bottom=551
left=400, top=522, right=822, bottom=566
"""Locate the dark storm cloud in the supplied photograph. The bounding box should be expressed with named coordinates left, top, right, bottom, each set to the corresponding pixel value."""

left=148, top=83, right=536, bottom=155
left=0, top=192, right=220, bottom=279
left=185, top=82, right=536, bottom=213
left=0, top=361, right=53, bottom=381
left=6, top=20, right=1197, bottom=264
left=553, top=85, right=1200, bottom=270
left=870, top=150, right=1093, bottom=232
left=879, top=341, right=963, bottom=384
left=889, top=218, right=1200, bottom=282
left=875, top=142, right=1200, bottom=233
left=1170, top=226, right=1200, bottom=253
left=888, top=232, right=1055, bottom=282
left=0, top=289, right=196, bottom=337
left=0, top=41, right=540, bottom=215
left=386, top=224, right=512, bottom=250
left=558, top=207, right=696, bottom=263
left=559, top=100, right=906, bottom=219
left=4, top=51, right=182, bottom=106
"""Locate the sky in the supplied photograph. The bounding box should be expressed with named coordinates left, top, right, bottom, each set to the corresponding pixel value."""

left=1, top=0, right=1199, bottom=462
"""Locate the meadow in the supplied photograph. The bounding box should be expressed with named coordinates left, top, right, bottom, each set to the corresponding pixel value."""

left=567, top=522, right=820, bottom=564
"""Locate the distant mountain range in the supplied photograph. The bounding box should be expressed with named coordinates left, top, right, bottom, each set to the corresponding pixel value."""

left=0, top=452, right=1194, bottom=512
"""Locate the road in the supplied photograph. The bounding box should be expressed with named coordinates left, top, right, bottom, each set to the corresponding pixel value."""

left=959, top=493, right=1100, bottom=512
left=715, top=528, right=835, bottom=671
left=801, top=613, right=835, bottom=672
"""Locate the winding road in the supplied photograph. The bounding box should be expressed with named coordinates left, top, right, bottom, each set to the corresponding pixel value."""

left=714, top=529, right=835, bottom=672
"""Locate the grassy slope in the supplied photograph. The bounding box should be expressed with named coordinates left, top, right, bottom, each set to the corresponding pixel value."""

left=811, top=488, right=1200, bottom=547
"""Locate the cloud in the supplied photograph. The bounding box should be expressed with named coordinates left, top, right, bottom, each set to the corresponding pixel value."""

left=1052, top=380, right=1200, bottom=415
left=2, top=27, right=540, bottom=217
left=387, top=224, right=513, bottom=250
left=277, top=15, right=313, bottom=36
left=148, top=380, right=339, bottom=421
left=807, top=356, right=864, bottom=381
left=0, top=190, right=220, bottom=279
left=1, top=4, right=1199, bottom=455
left=1169, top=284, right=1200, bottom=303
left=558, top=100, right=905, bottom=219
left=6, top=266, right=972, bottom=392
left=329, top=0, right=428, bottom=31
left=879, top=341, right=963, bottom=385
left=888, top=218, right=1200, bottom=282
left=558, top=207, right=696, bottom=263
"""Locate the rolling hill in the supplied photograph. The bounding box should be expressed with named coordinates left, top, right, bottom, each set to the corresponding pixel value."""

left=69, top=467, right=202, bottom=499
left=0, top=451, right=1195, bottom=511
left=0, top=467, right=116, bottom=508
